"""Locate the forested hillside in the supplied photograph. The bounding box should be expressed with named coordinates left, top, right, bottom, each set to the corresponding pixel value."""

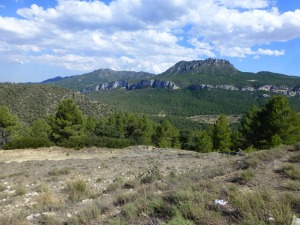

left=1, top=96, right=300, bottom=153
left=0, top=83, right=113, bottom=123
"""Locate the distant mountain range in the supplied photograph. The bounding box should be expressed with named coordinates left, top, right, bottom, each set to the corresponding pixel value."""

left=43, top=58, right=300, bottom=97
left=2, top=58, right=300, bottom=128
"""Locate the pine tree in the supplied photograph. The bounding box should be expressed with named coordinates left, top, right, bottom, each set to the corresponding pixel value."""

left=30, top=118, right=52, bottom=139
left=50, top=99, right=86, bottom=145
left=256, top=96, right=300, bottom=148
left=0, top=106, right=18, bottom=147
left=213, top=114, right=232, bottom=152
left=195, top=131, right=213, bottom=153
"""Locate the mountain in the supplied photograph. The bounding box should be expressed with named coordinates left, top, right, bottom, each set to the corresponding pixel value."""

left=16, top=58, right=300, bottom=130
left=156, top=58, right=300, bottom=88
left=162, top=58, right=238, bottom=76
left=44, top=58, right=300, bottom=94
left=0, top=83, right=113, bottom=123
left=44, top=69, right=155, bottom=90
left=41, top=76, right=74, bottom=84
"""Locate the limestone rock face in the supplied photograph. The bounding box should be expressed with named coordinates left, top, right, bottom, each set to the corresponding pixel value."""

left=96, top=80, right=128, bottom=91
left=163, top=58, right=238, bottom=75
left=129, top=80, right=180, bottom=90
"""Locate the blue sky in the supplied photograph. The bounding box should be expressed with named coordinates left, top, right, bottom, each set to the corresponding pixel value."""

left=0, top=0, right=300, bottom=83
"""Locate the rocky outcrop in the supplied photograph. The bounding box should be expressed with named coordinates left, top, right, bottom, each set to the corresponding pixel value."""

left=96, top=80, right=128, bottom=91
left=128, top=80, right=180, bottom=90
left=163, top=58, right=238, bottom=75
left=187, top=84, right=300, bottom=97
left=81, top=79, right=180, bottom=93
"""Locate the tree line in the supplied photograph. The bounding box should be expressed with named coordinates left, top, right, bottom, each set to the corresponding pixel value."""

left=1, top=95, right=300, bottom=152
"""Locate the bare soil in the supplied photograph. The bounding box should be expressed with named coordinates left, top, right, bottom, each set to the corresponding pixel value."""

left=0, top=146, right=228, bottom=223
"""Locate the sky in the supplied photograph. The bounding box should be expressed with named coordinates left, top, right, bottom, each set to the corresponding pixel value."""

left=0, top=0, right=300, bottom=83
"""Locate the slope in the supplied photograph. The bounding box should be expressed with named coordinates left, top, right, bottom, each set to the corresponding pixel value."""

left=0, top=83, right=113, bottom=123
left=46, top=69, right=155, bottom=90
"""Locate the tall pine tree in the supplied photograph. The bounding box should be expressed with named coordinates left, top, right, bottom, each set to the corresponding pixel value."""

left=213, top=114, right=232, bottom=152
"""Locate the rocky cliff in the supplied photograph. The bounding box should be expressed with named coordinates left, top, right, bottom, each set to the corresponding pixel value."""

left=81, top=79, right=180, bottom=93
left=163, top=58, right=238, bottom=76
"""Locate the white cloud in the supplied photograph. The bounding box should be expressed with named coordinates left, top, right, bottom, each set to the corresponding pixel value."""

left=0, top=0, right=299, bottom=74
left=217, top=0, right=270, bottom=9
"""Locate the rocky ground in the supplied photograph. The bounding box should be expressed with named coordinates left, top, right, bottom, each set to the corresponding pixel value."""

left=1, top=145, right=300, bottom=225
left=0, top=146, right=228, bottom=224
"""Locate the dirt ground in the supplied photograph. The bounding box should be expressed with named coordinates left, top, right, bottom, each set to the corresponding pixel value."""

left=0, top=146, right=230, bottom=223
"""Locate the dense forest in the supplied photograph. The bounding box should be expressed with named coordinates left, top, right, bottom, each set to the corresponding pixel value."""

left=1, top=95, right=300, bottom=152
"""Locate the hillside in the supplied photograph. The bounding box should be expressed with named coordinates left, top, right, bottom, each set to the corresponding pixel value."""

left=88, top=88, right=300, bottom=130
left=47, top=69, right=155, bottom=90
left=35, top=58, right=300, bottom=130
left=157, top=58, right=300, bottom=88
left=0, top=83, right=113, bottom=123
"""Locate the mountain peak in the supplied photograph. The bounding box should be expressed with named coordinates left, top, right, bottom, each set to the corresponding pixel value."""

left=163, top=58, right=238, bottom=75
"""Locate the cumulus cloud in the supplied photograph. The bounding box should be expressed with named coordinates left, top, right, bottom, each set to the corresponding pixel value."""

left=0, top=0, right=299, bottom=74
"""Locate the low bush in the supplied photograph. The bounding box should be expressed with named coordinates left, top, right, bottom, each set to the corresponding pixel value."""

left=230, top=188, right=293, bottom=224
left=39, top=214, right=61, bottom=225
left=48, top=167, right=71, bottom=176
left=3, top=137, right=53, bottom=150
left=239, top=169, right=254, bottom=184
left=289, top=153, right=300, bottom=163
left=276, top=163, right=300, bottom=180
left=162, top=215, right=195, bottom=225
left=15, top=184, right=26, bottom=196
left=285, top=180, right=300, bottom=191
left=121, top=202, right=139, bottom=220
left=66, top=178, right=92, bottom=202
left=67, top=203, right=102, bottom=225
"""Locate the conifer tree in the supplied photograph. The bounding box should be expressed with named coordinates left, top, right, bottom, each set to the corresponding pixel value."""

left=0, top=106, right=18, bottom=146
left=213, top=114, right=232, bottom=151
left=256, top=96, right=300, bottom=148
left=50, top=99, right=86, bottom=145
left=195, top=131, right=213, bottom=153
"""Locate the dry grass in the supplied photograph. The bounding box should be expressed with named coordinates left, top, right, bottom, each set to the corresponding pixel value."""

left=1, top=145, right=300, bottom=224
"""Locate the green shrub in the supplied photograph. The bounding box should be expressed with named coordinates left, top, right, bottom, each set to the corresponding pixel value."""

left=121, top=202, right=139, bottom=220
left=0, top=183, right=6, bottom=192
left=107, top=217, right=126, bottom=225
left=39, top=214, right=61, bottom=225
left=285, top=180, right=300, bottom=191
left=289, top=153, right=300, bottom=163
left=115, top=193, right=137, bottom=206
left=162, top=215, right=195, bottom=225
left=0, top=214, right=29, bottom=225
left=239, top=169, right=254, bottom=184
left=15, top=184, right=26, bottom=196
left=66, top=178, right=91, bottom=202
left=3, top=137, right=53, bottom=149
left=67, top=204, right=101, bottom=225
left=48, top=167, right=71, bottom=176
left=276, top=163, right=300, bottom=180
left=105, top=177, right=124, bottom=193
left=231, top=188, right=293, bottom=224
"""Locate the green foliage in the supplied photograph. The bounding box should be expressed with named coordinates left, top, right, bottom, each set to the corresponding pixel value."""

left=0, top=106, right=18, bottom=147
left=276, top=163, right=300, bottom=180
left=67, top=203, right=102, bottom=225
left=230, top=188, right=293, bottom=225
left=154, top=120, right=180, bottom=148
left=3, top=137, right=53, bottom=150
left=240, top=96, right=300, bottom=149
left=50, top=99, right=86, bottom=146
left=30, top=118, right=52, bottom=139
left=194, top=131, right=213, bottom=153
left=0, top=83, right=113, bottom=124
left=213, top=114, right=232, bottom=151
left=66, top=178, right=92, bottom=202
